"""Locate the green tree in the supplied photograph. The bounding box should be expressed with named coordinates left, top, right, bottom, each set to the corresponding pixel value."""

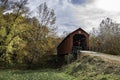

left=0, top=0, right=29, bottom=64
left=0, top=1, right=58, bottom=68
left=19, top=3, right=58, bottom=67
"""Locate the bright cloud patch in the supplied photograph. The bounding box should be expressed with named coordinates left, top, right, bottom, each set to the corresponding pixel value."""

left=95, top=0, right=120, bottom=12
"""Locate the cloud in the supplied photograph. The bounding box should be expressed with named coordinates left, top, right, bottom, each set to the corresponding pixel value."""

left=95, top=0, right=120, bottom=12
left=70, top=0, right=87, bottom=5
left=28, top=0, right=120, bottom=36
left=69, top=0, right=95, bottom=5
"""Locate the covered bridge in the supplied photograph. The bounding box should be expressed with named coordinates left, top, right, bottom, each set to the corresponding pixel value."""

left=57, top=28, right=89, bottom=56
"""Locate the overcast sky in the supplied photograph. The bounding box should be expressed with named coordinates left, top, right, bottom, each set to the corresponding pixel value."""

left=28, top=0, right=120, bottom=36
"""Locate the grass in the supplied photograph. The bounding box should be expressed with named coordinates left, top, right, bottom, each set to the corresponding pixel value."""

left=62, top=54, right=120, bottom=80
left=0, top=69, right=77, bottom=80
left=0, top=53, right=120, bottom=80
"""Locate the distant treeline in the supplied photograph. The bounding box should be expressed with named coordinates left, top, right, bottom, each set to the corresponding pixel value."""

left=90, top=18, right=120, bottom=55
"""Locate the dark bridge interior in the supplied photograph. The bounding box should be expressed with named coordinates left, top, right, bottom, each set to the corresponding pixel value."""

left=73, top=34, right=86, bottom=50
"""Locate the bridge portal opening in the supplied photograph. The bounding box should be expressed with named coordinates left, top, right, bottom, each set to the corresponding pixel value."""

left=73, top=34, right=86, bottom=50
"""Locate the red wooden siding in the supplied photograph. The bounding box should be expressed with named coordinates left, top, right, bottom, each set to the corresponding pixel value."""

left=57, top=28, right=89, bottom=55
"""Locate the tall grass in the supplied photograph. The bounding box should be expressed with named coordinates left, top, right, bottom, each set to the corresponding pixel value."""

left=62, top=55, right=120, bottom=80
left=0, top=53, right=120, bottom=80
left=0, top=69, right=77, bottom=80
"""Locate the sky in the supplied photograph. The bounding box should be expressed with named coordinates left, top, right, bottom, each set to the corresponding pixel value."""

left=28, top=0, right=120, bottom=36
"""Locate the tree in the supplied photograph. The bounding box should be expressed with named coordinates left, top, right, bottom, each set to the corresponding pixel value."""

left=90, top=18, right=120, bottom=55
left=0, top=0, right=29, bottom=64
left=37, top=2, right=57, bottom=35
left=0, top=1, right=58, bottom=68
left=37, top=2, right=56, bottom=27
left=18, top=2, right=57, bottom=67
left=21, top=17, right=57, bottom=67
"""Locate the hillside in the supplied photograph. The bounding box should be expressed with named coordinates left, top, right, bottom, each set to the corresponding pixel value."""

left=62, top=51, right=120, bottom=80
left=0, top=51, right=120, bottom=80
left=81, top=51, right=120, bottom=64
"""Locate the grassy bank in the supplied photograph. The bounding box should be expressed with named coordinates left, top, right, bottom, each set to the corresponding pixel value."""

left=62, top=53, right=120, bottom=80
left=0, top=53, right=120, bottom=80
left=0, top=69, right=77, bottom=80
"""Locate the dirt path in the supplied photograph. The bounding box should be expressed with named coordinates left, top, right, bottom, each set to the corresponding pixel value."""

left=81, top=51, right=120, bottom=65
